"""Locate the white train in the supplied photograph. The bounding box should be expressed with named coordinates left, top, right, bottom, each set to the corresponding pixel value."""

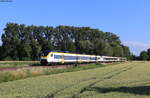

left=40, top=50, right=127, bottom=65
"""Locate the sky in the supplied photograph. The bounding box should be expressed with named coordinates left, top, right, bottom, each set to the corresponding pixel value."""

left=0, top=0, right=150, bottom=56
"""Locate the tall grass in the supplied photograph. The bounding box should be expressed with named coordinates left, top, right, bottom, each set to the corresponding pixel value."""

left=0, top=64, right=104, bottom=83
left=0, top=61, right=40, bottom=68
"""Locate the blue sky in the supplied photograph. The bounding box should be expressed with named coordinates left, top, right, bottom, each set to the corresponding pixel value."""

left=0, top=0, right=150, bottom=55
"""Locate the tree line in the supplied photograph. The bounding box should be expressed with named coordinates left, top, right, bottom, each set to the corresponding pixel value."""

left=0, top=23, right=131, bottom=60
left=132, top=49, right=150, bottom=61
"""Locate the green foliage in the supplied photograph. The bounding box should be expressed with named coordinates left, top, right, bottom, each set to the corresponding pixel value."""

left=140, top=51, right=149, bottom=61
left=147, top=49, right=150, bottom=60
left=0, top=23, right=131, bottom=60
left=138, top=49, right=150, bottom=61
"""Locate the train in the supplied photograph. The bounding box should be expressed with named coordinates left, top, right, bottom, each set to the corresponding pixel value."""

left=40, top=50, right=127, bottom=65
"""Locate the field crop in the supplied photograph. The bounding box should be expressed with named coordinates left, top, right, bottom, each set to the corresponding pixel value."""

left=0, top=61, right=39, bottom=68
left=0, top=61, right=150, bottom=98
left=0, top=63, right=104, bottom=83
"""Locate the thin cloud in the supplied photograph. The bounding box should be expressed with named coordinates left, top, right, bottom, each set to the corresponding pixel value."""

left=123, top=41, right=150, bottom=48
left=123, top=41, right=150, bottom=55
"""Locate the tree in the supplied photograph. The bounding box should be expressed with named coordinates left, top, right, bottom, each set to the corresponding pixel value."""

left=0, top=23, right=131, bottom=60
left=1, top=23, right=20, bottom=60
left=147, top=48, right=150, bottom=60
left=122, top=45, right=131, bottom=60
left=140, top=51, right=148, bottom=61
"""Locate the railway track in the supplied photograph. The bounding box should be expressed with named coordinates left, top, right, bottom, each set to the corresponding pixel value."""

left=0, top=61, right=120, bottom=72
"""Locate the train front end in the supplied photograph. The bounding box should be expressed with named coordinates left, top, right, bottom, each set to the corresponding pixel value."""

left=40, top=50, right=52, bottom=65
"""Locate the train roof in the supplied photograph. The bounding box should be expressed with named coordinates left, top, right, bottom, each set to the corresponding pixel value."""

left=43, top=50, right=96, bottom=56
left=42, top=50, right=127, bottom=59
left=43, top=50, right=69, bottom=53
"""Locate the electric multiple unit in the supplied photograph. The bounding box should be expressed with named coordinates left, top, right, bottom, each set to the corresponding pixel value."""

left=40, top=50, right=127, bottom=65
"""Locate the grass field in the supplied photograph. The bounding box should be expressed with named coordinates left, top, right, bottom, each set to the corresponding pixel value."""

left=0, top=61, right=150, bottom=98
left=0, top=63, right=104, bottom=83
left=0, top=61, right=39, bottom=68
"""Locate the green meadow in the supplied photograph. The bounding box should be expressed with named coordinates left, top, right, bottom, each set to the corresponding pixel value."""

left=0, top=61, right=150, bottom=98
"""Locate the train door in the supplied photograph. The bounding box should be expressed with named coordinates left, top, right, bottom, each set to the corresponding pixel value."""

left=62, top=55, right=64, bottom=64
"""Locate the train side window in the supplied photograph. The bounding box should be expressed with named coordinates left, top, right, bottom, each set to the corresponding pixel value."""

left=51, top=54, right=53, bottom=57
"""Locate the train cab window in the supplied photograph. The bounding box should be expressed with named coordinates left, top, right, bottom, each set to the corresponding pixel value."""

left=43, top=51, right=50, bottom=56
left=51, top=54, right=53, bottom=57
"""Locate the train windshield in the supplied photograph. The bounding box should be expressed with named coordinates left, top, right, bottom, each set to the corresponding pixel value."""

left=42, top=51, right=50, bottom=56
